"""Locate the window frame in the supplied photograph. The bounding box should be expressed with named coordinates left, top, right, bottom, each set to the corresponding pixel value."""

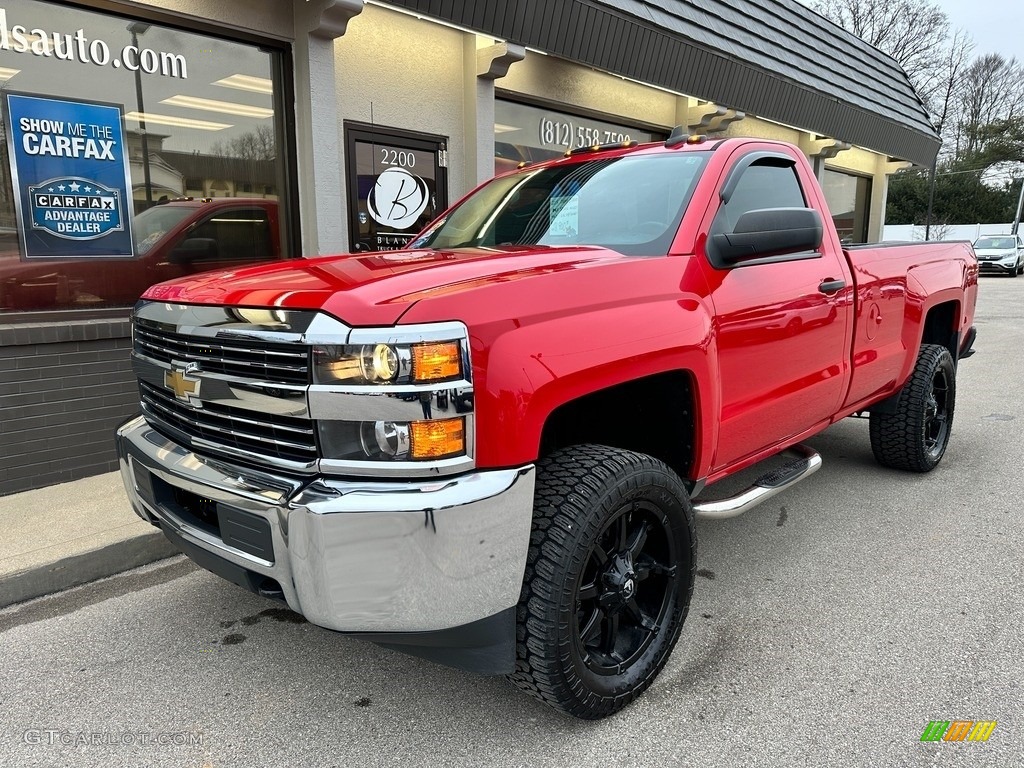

left=0, top=0, right=300, bottom=324
left=182, top=205, right=275, bottom=263
left=821, top=166, right=873, bottom=244
left=706, top=152, right=822, bottom=270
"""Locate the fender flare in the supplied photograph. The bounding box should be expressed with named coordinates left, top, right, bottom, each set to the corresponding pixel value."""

left=472, top=297, right=718, bottom=476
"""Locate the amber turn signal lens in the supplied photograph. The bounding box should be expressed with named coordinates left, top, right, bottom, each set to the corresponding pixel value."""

left=411, top=342, right=461, bottom=382
left=410, top=417, right=465, bottom=459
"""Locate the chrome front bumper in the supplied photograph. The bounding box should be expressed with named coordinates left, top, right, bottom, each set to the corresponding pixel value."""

left=116, top=416, right=535, bottom=634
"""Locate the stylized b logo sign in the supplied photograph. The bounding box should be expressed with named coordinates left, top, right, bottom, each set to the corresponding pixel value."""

left=368, top=167, right=429, bottom=230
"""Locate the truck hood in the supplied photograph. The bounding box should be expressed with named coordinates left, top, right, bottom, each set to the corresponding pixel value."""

left=141, top=246, right=631, bottom=326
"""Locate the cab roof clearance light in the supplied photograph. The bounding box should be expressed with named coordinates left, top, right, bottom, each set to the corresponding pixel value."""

left=665, top=126, right=709, bottom=148
left=564, top=140, right=638, bottom=157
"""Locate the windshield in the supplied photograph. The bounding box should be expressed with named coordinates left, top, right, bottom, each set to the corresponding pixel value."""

left=974, top=236, right=1017, bottom=250
left=133, top=206, right=196, bottom=255
left=411, top=152, right=710, bottom=256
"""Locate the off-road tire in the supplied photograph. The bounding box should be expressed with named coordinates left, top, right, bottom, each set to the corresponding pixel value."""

left=869, top=344, right=956, bottom=472
left=508, top=444, right=696, bottom=719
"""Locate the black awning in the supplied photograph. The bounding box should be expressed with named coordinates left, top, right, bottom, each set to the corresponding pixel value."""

left=382, top=0, right=939, bottom=167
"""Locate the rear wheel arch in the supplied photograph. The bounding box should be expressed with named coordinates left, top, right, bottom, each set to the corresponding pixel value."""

left=919, top=300, right=961, bottom=360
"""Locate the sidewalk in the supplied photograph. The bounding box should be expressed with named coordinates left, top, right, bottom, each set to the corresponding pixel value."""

left=0, top=471, right=178, bottom=608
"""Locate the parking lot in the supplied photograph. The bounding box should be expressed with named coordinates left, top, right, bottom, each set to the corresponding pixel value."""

left=1, top=274, right=1021, bottom=768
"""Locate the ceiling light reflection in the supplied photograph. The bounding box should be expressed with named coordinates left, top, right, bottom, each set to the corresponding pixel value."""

left=124, top=111, right=232, bottom=131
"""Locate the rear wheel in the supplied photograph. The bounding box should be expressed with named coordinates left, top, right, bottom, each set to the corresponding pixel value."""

left=869, top=344, right=956, bottom=472
left=509, top=444, right=696, bottom=719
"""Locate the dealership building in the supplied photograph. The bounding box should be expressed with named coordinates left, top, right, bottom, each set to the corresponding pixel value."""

left=0, top=0, right=939, bottom=495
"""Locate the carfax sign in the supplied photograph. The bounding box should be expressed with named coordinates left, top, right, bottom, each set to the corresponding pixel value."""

left=4, top=92, right=134, bottom=259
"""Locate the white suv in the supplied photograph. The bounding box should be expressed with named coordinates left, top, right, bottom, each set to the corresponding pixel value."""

left=973, top=234, right=1024, bottom=277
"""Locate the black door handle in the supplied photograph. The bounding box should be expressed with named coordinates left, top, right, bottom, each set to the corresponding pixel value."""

left=818, top=279, right=846, bottom=294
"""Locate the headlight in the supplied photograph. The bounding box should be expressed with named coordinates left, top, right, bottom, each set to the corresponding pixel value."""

left=314, top=341, right=463, bottom=385
left=310, top=320, right=473, bottom=474
left=361, top=420, right=410, bottom=459
left=319, top=417, right=466, bottom=461
left=362, top=343, right=400, bottom=382
left=315, top=343, right=404, bottom=383
left=230, top=307, right=289, bottom=325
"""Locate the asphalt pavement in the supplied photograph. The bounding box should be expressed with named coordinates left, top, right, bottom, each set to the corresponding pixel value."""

left=1, top=275, right=1022, bottom=767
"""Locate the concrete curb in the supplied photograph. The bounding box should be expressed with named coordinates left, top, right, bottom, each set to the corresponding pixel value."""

left=0, top=529, right=180, bottom=610
left=0, top=470, right=184, bottom=610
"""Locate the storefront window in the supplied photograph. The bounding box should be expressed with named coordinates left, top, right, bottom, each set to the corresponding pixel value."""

left=0, top=0, right=293, bottom=314
left=494, top=100, right=660, bottom=175
left=822, top=168, right=871, bottom=244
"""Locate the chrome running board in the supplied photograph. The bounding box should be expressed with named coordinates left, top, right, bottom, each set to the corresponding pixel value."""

left=692, top=445, right=822, bottom=520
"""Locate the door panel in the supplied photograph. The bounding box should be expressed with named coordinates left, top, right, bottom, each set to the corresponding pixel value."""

left=699, top=150, right=852, bottom=471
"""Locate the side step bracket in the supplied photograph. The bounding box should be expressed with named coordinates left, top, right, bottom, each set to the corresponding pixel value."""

left=692, top=445, right=822, bottom=520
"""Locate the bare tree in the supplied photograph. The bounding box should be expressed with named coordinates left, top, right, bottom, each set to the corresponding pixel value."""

left=912, top=221, right=951, bottom=241
left=210, top=125, right=276, bottom=161
left=925, top=29, right=973, bottom=140
left=955, top=54, right=1024, bottom=157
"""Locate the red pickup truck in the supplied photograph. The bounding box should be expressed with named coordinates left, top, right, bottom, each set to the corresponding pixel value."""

left=116, top=135, right=977, bottom=719
left=0, top=197, right=281, bottom=311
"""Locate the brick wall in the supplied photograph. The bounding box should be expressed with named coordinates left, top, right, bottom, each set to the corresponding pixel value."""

left=0, top=318, right=138, bottom=496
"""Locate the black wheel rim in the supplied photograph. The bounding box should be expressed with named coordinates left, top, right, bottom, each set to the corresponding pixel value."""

left=573, top=501, right=678, bottom=676
left=924, top=365, right=952, bottom=459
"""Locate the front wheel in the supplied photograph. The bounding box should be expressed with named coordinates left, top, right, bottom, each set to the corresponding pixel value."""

left=509, top=445, right=696, bottom=719
left=869, top=344, right=956, bottom=472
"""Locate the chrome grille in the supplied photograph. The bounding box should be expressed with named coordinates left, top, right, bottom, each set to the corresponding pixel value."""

left=140, top=381, right=317, bottom=465
left=134, top=323, right=309, bottom=384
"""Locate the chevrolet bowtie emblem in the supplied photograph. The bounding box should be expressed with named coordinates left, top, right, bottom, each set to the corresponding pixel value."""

left=165, top=363, right=202, bottom=406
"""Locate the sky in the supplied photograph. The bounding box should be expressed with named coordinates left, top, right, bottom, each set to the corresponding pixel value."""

left=796, top=0, right=1024, bottom=64
left=938, top=0, right=1024, bottom=63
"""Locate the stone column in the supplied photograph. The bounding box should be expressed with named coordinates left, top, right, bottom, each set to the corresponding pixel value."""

left=464, top=38, right=525, bottom=188
left=292, top=0, right=364, bottom=255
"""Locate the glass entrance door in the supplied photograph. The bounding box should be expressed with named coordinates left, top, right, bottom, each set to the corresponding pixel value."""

left=345, top=125, right=447, bottom=252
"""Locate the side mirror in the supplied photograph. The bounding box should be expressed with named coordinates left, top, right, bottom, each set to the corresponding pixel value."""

left=710, top=207, right=823, bottom=265
left=169, top=237, right=218, bottom=264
